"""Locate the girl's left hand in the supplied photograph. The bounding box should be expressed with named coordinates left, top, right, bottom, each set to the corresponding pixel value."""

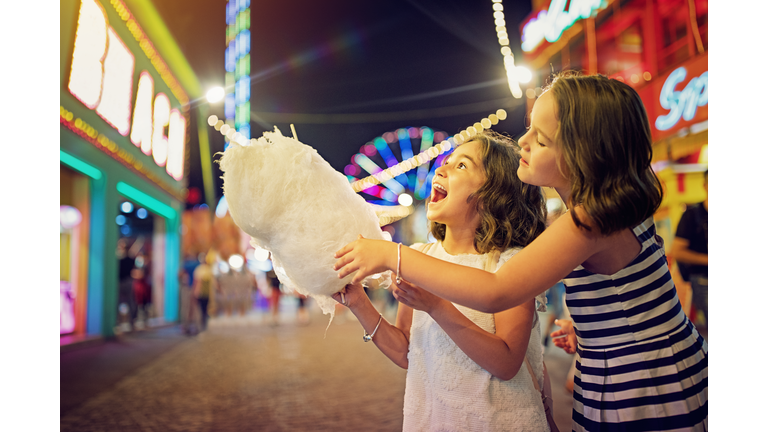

left=551, top=319, right=578, bottom=354
left=390, top=272, right=444, bottom=314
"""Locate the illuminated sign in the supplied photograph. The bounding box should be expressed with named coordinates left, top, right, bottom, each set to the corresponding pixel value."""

left=521, top=0, right=606, bottom=52
left=67, top=0, right=186, bottom=181
left=655, top=67, right=708, bottom=131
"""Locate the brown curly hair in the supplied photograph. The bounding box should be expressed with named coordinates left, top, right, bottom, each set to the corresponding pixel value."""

left=429, top=130, right=547, bottom=254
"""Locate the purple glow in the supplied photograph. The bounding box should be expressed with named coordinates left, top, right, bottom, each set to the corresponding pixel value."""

left=61, top=281, right=76, bottom=334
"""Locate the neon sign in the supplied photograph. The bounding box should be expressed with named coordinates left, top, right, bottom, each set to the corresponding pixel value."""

left=655, top=67, right=708, bottom=131
left=67, top=0, right=186, bottom=181
left=521, top=0, right=606, bottom=52
left=224, top=0, right=251, bottom=147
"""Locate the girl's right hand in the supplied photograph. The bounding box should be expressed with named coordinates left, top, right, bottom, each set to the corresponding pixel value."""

left=551, top=319, right=578, bottom=354
left=331, top=283, right=367, bottom=310
left=334, top=235, right=395, bottom=284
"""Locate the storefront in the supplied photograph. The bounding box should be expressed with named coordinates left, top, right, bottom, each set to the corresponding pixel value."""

left=60, top=0, right=204, bottom=342
left=518, top=0, right=708, bottom=243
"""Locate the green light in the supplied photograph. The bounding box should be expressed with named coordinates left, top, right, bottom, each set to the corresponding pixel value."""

left=60, top=150, right=102, bottom=179
left=116, top=181, right=176, bottom=220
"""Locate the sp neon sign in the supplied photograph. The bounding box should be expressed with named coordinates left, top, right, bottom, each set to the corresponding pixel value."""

left=655, top=67, right=708, bottom=131
left=67, top=0, right=186, bottom=181
left=521, top=0, right=605, bottom=52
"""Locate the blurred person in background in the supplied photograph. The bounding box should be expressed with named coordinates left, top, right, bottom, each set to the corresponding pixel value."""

left=180, top=254, right=201, bottom=334
left=193, top=254, right=219, bottom=331
left=116, top=238, right=138, bottom=330
left=131, top=266, right=151, bottom=329
left=296, top=293, right=310, bottom=325
left=267, top=271, right=282, bottom=326
left=542, top=199, right=567, bottom=349
left=672, top=170, right=708, bottom=330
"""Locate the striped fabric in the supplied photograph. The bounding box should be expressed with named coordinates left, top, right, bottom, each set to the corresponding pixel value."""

left=563, top=217, right=708, bottom=431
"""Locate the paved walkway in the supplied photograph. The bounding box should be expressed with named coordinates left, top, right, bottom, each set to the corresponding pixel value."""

left=60, top=299, right=597, bottom=431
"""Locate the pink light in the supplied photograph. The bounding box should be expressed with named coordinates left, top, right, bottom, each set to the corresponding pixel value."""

left=382, top=131, right=395, bottom=143
left=408, top=127, right=420, bottom=138
left=60, top=281, right=76, bottom=334
left=364, top=144, right=377, bottom=156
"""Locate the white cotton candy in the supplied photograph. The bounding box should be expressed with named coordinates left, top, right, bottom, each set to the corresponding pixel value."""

left=219, top=127, right=391, bottom=318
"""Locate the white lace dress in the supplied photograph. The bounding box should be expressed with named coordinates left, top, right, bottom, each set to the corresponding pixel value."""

left=402, top=242, right=550, bottom=432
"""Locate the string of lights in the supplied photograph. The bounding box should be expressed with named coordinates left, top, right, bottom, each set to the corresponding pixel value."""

left=491, top=0, right=531, bottom=98
left=350, top=109, right=507, bottom=193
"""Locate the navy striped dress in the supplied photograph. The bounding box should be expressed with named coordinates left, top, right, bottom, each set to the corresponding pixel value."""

left=563, top=217, right=708, bottom=431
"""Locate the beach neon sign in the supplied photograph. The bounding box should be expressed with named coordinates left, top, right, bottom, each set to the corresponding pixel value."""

left=655, top=67, right=708, bottom=131
left=67, top=0, right=186, bottom=181
left=521, top=0, right=606, bottom=52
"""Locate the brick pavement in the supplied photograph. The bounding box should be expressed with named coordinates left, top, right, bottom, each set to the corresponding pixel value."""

left=61, top=309, right=407, bottom=432
left=61, top=301, right=582, bottom=432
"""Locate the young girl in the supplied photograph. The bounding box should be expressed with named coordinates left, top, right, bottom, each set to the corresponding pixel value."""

left=333, top=131, right=553, bottom=431
left=335, top=73, right=708, bottom=431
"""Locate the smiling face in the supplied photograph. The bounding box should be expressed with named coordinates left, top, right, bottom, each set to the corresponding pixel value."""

left=517, top=91, right=570, bottom=194
left=427, top=140, right=487, bottom=230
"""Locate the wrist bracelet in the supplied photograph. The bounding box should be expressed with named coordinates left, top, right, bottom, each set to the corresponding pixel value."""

left=363, top=314, right=383, bottom=342
left=396, top=242, right=402, bottom=285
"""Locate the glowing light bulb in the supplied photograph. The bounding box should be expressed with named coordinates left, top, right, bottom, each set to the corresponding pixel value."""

left=228, top=254, right=244, bottom=269
left=515, top=66, right=532, bottom=83
left=496, top=109, right=507, bottom=120
left=398, top=194, right=413, bottom=207
left=489, top=114, right=499, bottom=125
left=220, top=124, right=230, bottom=135
left=481, top=118, right=492, bottom=128
left=208, top=115, right=218, bottom=126
left=206, top=87, right=225, bottom=103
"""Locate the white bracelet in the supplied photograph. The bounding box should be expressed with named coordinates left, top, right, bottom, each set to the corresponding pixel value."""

left=396, top=242, right=402, bottom=285
left=363, top=314, right=383, bottom=342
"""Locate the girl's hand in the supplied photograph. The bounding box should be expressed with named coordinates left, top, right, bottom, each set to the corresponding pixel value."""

left=334, top=235, right=395, bottom=284
left=550, top=319, right=578, bottom=354
left=390, top=273, right=445, bottom=314
left=331, top=283, right=367, bottom=310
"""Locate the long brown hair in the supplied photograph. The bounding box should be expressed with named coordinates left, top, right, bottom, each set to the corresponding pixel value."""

left=429, top=130, right=547, bottom=254
left=546, top=72, right=663, bottom=235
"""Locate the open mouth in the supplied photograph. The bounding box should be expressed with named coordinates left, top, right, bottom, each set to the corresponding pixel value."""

left=431, top=183, right=447, bottom=203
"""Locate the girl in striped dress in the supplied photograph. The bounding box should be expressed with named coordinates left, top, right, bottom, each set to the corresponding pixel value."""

left=334, top=73, right=708, bottom=431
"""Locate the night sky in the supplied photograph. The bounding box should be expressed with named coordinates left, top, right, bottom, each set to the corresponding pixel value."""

left=151, top=0, right=534, bottom=206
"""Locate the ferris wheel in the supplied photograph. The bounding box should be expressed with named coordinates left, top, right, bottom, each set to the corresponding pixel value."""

left=343, top=126, right=453, bottom=207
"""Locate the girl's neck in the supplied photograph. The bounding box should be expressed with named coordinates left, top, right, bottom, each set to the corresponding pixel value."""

left=442, top=224, right=480, bottom=255
left=556, top=186, right=571, bottom=208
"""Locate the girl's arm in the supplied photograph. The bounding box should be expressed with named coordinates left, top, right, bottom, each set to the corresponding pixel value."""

left=394, top=279, right=534, bottom=380
left=332, top=283, right=412, bottom=369
left=336, top=209, right=601, bottom=313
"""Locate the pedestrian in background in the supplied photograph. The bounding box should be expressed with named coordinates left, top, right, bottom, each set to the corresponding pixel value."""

left=672, top=170, right=708, bottom=329
left=193, top=255, right=218, bottom=331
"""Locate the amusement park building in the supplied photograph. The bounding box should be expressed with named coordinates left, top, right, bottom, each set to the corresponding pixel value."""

left=60, top=0, right=211, bottom=343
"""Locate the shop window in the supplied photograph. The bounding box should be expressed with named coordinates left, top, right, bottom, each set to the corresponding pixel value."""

left=116, top=200, right=160, bottom=332
left=567, top=34, right=587, bottom=73
left=657, top=0, right=691, bottom=73
left=617, top=20, right=643, bottom=73
left=60, top=166, right=89, bottom=336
